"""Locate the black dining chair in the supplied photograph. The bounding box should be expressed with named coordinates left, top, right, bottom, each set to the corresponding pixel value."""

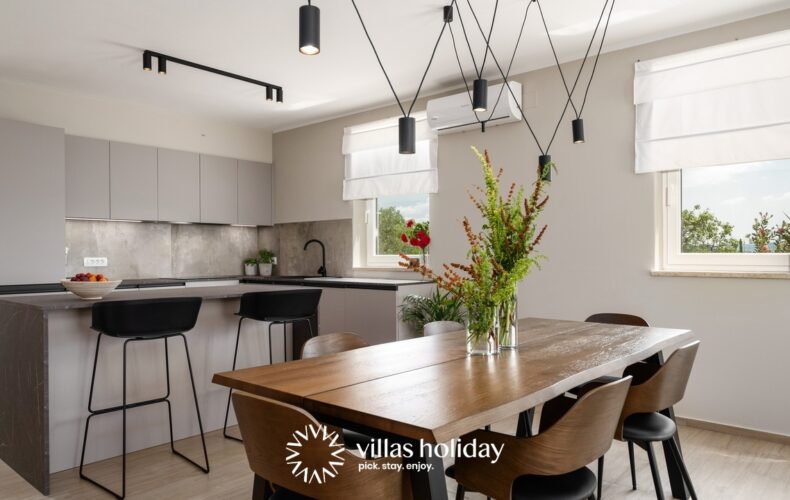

left=223, top=288, right=322, bottom=441
left=79, top=297, right=209, bottom=499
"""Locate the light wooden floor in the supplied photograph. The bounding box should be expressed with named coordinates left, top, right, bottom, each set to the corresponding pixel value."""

left=2, top=419, right=789, bottom=499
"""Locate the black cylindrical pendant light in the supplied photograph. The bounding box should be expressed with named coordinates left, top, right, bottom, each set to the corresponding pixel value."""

left=399, top=116, right=416, bottom=154
left=143, top=52, right=152, bottom=72
left=443, top=5, right=454, bottom=23
left=266, top=87, right=273, bottom=101
left=472, top=79, right=488, bottom=112
left=572, top=118, right=585, bottom=144
left=539, top=154, right=552, bottom=182
left=158, top=57, right=167, bottom=75
left=299, top=2, right=320, bottom=55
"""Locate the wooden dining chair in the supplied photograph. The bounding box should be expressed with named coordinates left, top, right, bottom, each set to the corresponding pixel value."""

left=232, top=392, right=410, bottom=500
left=607, top=341, right=700, bottom=500
left=585, top=313, right=649, bottom=328
left=450, top=377, right=632, bottom=500
left=423, top=320, right=465, bottom=336
left=301, top=332, right=369, bottom=358
left=300, top=332, right=371, bottom=453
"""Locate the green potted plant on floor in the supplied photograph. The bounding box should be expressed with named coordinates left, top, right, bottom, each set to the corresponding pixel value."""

left=400, top=289, right=465, bottom=335
left=243, top=257, right=259, bottom=276
left=258, top=249, right=275, bottom=276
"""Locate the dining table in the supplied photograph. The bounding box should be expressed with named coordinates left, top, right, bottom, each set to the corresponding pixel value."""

left=212, top=317, right=694, bottom=500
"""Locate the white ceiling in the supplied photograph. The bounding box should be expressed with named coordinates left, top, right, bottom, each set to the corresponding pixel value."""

left=0, top=0, right=787, bottom=132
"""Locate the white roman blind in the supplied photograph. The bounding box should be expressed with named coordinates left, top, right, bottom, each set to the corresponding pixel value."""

left=634, top=29, right=790, bottom=173
left=342, top=114, right=438, bottom=200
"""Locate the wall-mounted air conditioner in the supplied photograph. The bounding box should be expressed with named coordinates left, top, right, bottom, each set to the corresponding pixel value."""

left=426, top=81, right=522, bottom=134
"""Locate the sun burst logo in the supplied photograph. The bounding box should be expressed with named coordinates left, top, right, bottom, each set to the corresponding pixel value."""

left=286, top=424, right=345, bottom=484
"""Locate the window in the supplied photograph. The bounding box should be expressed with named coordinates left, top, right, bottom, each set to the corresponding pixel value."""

left=365, top=194, right=430, bottom=267
left=342, top=114, right=437, bottom=268
left=661, top=159, right=790, bottom=272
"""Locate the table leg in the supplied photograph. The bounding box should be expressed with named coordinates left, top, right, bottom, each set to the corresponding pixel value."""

left=407, top=451, right=448, bottom=500
left=252, top=474, right=272, bottom=500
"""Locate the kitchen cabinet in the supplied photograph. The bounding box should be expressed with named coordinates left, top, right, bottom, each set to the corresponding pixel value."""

left=200, top=154, right=238, bottom=224
left=110, top=141, right=158, bottom=221
left=65, top=135, right=109, bottom=219
left=237, top=160, right=273, bottom=226
left=316, top=287, right=346, bottom=334
left=0, top=118, right=65, bottom=285
left=157, top=148, right=200, bottom=223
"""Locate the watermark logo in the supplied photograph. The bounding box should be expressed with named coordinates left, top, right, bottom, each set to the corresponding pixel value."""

left=286, top=424, right=345, bottom=484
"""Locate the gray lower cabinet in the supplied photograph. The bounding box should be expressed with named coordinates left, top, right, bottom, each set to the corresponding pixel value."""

left=65, top=136, right=109, bottom=219
left=0, top=118, right=65, bottom=285
left=158, top=148, right=200, bottom=223
left=110, top=141, right=158, bottom=221
left=200, top=154, right=238, bottom=224
left=317, top=287, right=346, bottom=334
left=238, top=160, right=273, bottom=226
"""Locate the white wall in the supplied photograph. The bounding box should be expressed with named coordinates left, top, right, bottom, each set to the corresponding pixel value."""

left=273, top=9, right=790, bottom=436
left=0, top=78, right=272, bottom=162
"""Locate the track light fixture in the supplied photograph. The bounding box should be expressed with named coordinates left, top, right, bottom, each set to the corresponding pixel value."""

left=572, top=118, right=585, bottom=144
left=299, top=0, right=321, bottom=55
left=141, top=50, right=283, bottom=103
left=472, top=79, right=488, bottom=112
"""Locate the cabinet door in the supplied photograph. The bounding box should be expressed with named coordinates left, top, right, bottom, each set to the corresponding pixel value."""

left=238, top=160, right=272, bottom=226
left=158, top=148, right=200, bottom=223
left=200, top=155, right=238, bottom=224
left=110, top=142, right=158, bottom=221
left=0, top=118, right=65, bottom=285
left=317, top=287, right=345, bottom=335
left=343, top=289, right=397, bottom=345
left=65, top=136, right=109, bottom=219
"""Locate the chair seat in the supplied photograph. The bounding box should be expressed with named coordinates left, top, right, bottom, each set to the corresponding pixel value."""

left=447, top=465, right=596, bottom=500
left=512, top=467, right=597, bottom=500
left=622, top=412, right=677, bottom=442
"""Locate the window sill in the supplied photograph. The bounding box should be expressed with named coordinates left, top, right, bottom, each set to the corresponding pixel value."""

left=651, top=270, right=790, bottom=279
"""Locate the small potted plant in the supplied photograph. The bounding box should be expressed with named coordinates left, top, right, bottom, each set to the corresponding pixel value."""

left=258, top=249, right=275, bottom=276
left=400, top=289, right=465, bottom=335
left=243, top=258, right=259, bottom=276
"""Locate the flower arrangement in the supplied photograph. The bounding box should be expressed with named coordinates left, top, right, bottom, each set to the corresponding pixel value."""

left=400, top=147, right=549, bottom=353
left=401, top=219, right=430, bottom=264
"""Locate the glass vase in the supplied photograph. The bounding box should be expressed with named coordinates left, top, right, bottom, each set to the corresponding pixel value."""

left=465, top=305, right=499, bottom=356
left=498, top=292, right=519, bottom=349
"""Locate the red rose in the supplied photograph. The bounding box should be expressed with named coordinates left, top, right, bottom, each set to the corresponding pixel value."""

left=410, top=237, right=419, bottom=246
left=406, top=219, right=415, bottom=228
left=416, top=230, right=430, bottom=249
left=400, top=233, right=408, bottom=243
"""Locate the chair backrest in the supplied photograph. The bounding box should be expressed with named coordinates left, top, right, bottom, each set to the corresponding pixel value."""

left=616, top=341, right=700, bottom=439
left=238, top=289, right=322, bottom=322
left=585, top=313, right=649, bottom=327
left=423, top=320, right=465, bottom=336
left=232, top=392, right=408, bottom=499
left=454, top=377, right=632, bottom=500
left=91, top=297, right=202, bottom=338
left=301, top=332, right=369, bottom=359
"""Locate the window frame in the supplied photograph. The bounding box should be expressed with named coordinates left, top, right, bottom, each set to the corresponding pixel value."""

left=658, top=170, right=789, bottom=272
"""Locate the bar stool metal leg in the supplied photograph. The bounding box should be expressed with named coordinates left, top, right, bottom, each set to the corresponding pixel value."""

left=224, top=317, right=245, bottom=442
left=176, top=333, right=210, bottom=473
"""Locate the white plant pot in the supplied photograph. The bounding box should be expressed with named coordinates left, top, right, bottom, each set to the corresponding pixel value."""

left=259, top=263, right=273, bottom=276
left=244, top=264, right=258, bottom=276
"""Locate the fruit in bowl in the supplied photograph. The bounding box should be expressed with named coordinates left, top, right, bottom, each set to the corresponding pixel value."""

left=62, top=274, right=121, bottom=300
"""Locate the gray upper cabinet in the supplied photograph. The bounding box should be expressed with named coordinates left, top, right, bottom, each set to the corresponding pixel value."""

left=158, top=148, right=200, bottom=223
left=65, top=136, right=110, bottom=219
left=238, top=160, right=273, bottom=226
left=200, top=154, right=238, bottom=224
left=110, top=141, right=158, bottom=221
left=0, top=118, right=65, bottom=285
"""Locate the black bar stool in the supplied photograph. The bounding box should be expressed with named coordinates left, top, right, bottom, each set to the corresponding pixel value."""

left=79, top=297, right=210, bottom=499
left=223, top=289, right=322, bottom=441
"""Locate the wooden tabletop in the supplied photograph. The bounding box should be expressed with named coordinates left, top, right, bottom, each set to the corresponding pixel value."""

left=212, top=317, right=692, bottom=443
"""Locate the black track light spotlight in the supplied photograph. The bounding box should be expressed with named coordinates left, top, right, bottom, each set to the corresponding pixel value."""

left=143, top=52, right=152, bottom=72
left=572, top=118, right=585, bottom=144
left=399, top=116, right=416, bottom=155
left=299, top=1, right=321, bottom=55
left=539, top=154, right=552, bottom=182
left=472, top=79, right=488, bottom=112
left=266, top=87, right=273, bottom=102
left=276, top=88, right=283, bottom=103
left=158, top=57, right=167, bottom=75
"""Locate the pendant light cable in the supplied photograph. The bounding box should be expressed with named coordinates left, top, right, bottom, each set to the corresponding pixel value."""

left=478, top=0, right=499, bottom=77
left=408, top=20, right=450, bottom=116
left=454, top=0, right=481, bottom=79
left=536, top=0, right=580, bottom=118
left=579, top=0, right=615, bottom=116
left=448, top=22, right=483, bottom=126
